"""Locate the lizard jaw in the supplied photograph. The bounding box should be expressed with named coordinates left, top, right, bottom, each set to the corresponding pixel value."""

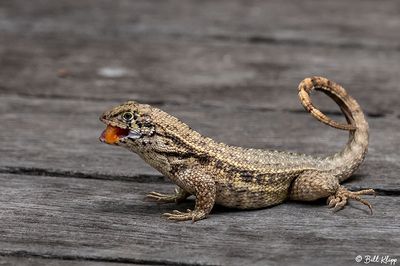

left=99, top=124, right=142, bottom=145
left=123, top=130, right=142, bottom=140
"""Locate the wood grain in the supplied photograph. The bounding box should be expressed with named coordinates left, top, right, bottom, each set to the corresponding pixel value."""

left=0, top=256, right=147, bottom=266
left=1, top=1, right=400, bottom=115
left=0, top=0, right=399, bottom=265
left=1, top=35, right=399, bottom=116
left=1, top=173, right=399, bottom=266
left=1, top=0, right=400, bottom=49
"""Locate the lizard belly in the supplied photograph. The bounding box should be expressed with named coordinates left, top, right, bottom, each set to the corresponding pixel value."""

left=214, top=172, right=297, bottom=209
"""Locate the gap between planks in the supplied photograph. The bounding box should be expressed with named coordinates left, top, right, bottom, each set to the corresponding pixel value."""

left=0, top=92, right=393, bottom=120
left=0, top=252, right=214, bottom=266
left=0, top=166, right=399, bottom=196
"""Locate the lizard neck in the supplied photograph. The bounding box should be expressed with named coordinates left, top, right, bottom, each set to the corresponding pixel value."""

left=149, top=107, right=220, bottom=155
left=121, top=107, right=213, bottom=177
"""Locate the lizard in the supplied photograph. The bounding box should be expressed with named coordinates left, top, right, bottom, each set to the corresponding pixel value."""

left=99, top=76, right=375, bottom=222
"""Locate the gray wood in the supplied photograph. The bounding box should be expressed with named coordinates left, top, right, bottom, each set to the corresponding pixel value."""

left=0, top=95, right=398, bottom=192
left=1, top=0, right=400, bottom=49
left=0, top=0, right=399, bottom=265
left=0, top=35, right=399, bottom=116
left=0, top=173, right=399, bottom=266
left=1, top=1, right=400, bottom=116
left=0, top=256, right=147, bottom=266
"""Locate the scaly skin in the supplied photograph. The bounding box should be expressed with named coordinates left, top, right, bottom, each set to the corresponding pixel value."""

left=99, top=76, right=375, bottom=222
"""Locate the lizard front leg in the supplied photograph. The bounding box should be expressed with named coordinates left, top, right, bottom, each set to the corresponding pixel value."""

left=146, top=187, right=191, bottom=204
left=290, top=171, right=375, bottom=213
left=162, top=166, right=216, bottom=222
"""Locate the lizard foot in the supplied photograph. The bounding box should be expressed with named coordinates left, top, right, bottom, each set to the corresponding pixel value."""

left=162, top=209, right=206, bottom=222
left=327, top=186, right=376, bottom=214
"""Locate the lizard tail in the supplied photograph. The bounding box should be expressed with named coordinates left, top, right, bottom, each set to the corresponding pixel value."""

left=298, top=76, right=369, bottom=180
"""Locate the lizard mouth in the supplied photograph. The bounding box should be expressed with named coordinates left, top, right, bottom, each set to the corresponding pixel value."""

left=99, top=125, right=129, bottom=144
left=99, top=125, right=141, bottom=144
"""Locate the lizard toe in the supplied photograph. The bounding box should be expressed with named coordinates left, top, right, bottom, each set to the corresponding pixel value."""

left=329, top=186, right=375, bottom=214
left=327, top=195, right=340, bottom=208
left=332, top=196, right=347, bottom=212
left=146, top=191, right=176, bottom=203
left=162, top=209, right=206, bottom=222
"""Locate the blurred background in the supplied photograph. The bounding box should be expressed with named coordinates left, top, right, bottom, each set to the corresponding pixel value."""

left=0, top=1, right=399, bottom=265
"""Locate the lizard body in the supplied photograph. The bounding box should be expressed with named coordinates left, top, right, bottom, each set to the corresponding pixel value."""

left=99, top=76, right=374, bottom=222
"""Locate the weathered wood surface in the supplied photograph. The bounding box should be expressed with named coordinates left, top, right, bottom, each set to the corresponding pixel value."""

left=1, top=0, right=400, bottom=48
left=1, top=1, right=400, bottom=115
left=0, top=0, right=399, bottom=265
left=1, top=35, right=399, bottom=116
left=0, top=256, right=145, bottom=266
left=0, top=173, right=399, bottom=266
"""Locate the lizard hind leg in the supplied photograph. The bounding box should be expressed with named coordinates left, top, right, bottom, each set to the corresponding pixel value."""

left=289, top=171, right=375, bottom=214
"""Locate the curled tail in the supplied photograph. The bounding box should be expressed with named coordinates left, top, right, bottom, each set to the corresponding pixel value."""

left=298, top=76, right=369, bottom=181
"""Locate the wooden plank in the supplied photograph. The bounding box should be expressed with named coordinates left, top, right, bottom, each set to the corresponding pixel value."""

left=0, top=173, right=398, bottom=266
left=0, top=256, right=148, bottom=266
left=1, top=1, right=399, bottom=117
left=0, top=35, right=399, bottom=116
left=0, top=95, right=398, bottom=192
left=1, top=0, right=399, bottom=49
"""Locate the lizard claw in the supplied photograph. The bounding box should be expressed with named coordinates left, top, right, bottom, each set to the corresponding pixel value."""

left=327, top=186, right=375, bottom=214
left=146, top=188, right=190, bottom=204
left=146, top=191, right=176, bottom=203
left=162, top=209, right=206, bottom=222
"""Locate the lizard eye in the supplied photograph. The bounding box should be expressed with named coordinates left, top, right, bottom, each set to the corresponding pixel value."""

left=122, top=111, right=134, bottom=122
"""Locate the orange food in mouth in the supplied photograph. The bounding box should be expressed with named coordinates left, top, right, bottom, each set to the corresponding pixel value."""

left=99, top=125, right=130, bottom=144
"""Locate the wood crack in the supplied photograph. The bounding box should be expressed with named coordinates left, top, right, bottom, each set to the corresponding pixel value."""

left=0, top=92, right=391, bottom=120
left=0, top=251, right=216, bottom=266
left=209, top=33, right=400, bottom=51
left=0, top=166, right=166, bottom=183
left=1, top=166, right=399, bottom=196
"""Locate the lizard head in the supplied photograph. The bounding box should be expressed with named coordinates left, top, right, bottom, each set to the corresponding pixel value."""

left=99, top=101, right=155, bottom=146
